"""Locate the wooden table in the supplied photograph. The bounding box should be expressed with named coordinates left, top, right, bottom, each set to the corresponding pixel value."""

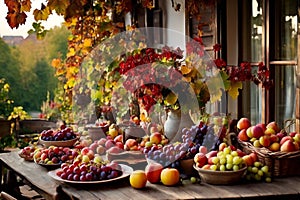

left=1, top=150, right=300, bottom=200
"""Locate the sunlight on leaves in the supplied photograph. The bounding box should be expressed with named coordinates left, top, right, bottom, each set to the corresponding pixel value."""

left=228, top=81, right=243, bottom=99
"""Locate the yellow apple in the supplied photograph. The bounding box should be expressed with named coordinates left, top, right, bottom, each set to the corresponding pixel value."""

left=160, top=168, right=180, bottom=186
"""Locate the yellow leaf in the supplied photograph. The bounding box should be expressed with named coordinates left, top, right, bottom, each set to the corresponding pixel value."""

left=180, top=65, right=192, bottom=75
left=228, top=81, right=243, bottom=99
left=67, top=48, right=76, bottom=57
left=83, top=38, right=92, bottom=48
left=47, top=0, right=70, bottom=15
left=20, top=0, right=31, bottom=12
left=33, top=6, right=50, bottom=21
left=51, top=58, right=61, bottom=68
left=164, top=92, right=178, bottom=106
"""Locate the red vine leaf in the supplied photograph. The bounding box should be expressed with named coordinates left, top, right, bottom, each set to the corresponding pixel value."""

left=4, top=0, right=20, bottom=12
left=6, top=11, right=27, bottom=29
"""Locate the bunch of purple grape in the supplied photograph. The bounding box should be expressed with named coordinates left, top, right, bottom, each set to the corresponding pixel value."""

left=40, top=127, right=77, bottom=141
left=57, top=162, right=122, bottom=181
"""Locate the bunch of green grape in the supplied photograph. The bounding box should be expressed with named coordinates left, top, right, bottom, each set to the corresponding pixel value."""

left=244, top=161, right=272, bottom=183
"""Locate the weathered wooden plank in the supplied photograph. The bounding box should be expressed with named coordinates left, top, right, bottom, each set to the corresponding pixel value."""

left=0, top=151, right=60, bottom=200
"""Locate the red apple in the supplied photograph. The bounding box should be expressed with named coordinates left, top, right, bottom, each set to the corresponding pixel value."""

left=193, top=152, right=208, bottom=168
left=113, top=134, right=123, bottom=143
left=242, top=155, right=254, bottom=166
left=280, top=136, right=293, bottom=146
left=266, top=121, right=280, bottom=133
left=238, top=129, right=249, bottom=142
left=149, top=132, right=162, bottom=145
left=264, top=127, right=276, bottom=136
left=256, top=123, right=266, bottom=132
left=115, top=141, right=124, bottom=150
left=81, top=147, right=90, bottom=155
left=229, top=145, right=237, bottom=151
left=218, top=143, right=227, bottom=151
left=145, top=162, right=163, bottom=184
left=206, top=150, right=218, bottom=158
left=280, top=140, right=296, bottom=152
left=290, top=132, right=297, bottom=137
left=89, top=142, right=98, bottom=152
left=237, top=118, right=251, bottom=130
left=259, top=135, right=271, bottom=147
left=124, top=139, right=138, bottom=151
left=198, top=146, right=207, bottom=154
left=105, top=139, right=115, bottom=149
left=249, top=152, right=258, bottom=162
left=276, top=132, right=286, bottom=141
left=252, top=125, right=264, bottom=139
left=236, top=149, right=246, bottom=157
left=270, top=134, right=279, bottom=143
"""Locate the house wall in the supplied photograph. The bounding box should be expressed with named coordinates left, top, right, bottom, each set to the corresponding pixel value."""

left=160, top=0, right=186, bottom=50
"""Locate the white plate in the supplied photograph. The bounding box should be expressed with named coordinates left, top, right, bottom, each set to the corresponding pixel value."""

left=48, top=164, right=133, bottom=184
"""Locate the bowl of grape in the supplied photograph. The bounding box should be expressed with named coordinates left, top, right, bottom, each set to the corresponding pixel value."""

left=39, top=125, right=79, bottom=147
left=194, top=164, right=247, bottom=185
left=193, top=145, right=247, bottom=185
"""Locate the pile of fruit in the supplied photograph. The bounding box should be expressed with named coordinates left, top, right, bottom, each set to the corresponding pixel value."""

left=40, top=125, right=78, bottom=141
left=194, top=143, right=245, bottom=171
left=193, top=142, right=272, bottom=183
left=129, top=162, right=181, bottom=189
left=237, top=118, right=300, bottom=152
left=243, top=152, right=272, bottom=183
left=33, top=146, right=78, bottom=165
left=55, top=147, right=123, bottom=181
left=19, top=146, right=37, bottom=161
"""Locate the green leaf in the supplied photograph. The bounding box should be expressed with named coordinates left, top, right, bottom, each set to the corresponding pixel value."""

left=220, top=71, right=231, bottom=90
left=228, top=81, right=243, bottom=99
left=164, top=92, right=178, bottom=106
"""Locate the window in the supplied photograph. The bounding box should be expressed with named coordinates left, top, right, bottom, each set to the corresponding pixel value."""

left=240, top=0, right=298, bottom=128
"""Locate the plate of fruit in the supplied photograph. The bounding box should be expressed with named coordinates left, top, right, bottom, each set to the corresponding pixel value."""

left=48, top=163, right=133, bottom=184
left=18, top=146, right=37, bottom=161
left=38, top=125, right=80, bottom=147
left=33, top=146, right=79, bottom=170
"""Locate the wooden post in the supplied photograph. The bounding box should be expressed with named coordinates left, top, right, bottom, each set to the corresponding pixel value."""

left=296, top=88, right=300, bottom=132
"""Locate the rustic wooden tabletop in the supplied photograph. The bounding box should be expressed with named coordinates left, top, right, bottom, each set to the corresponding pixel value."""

left=1, top=150, right=300, bottom=200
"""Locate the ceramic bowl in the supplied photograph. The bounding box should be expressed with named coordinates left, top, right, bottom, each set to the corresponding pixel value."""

left=194, top=165, right=247, bottom=185
left=38, top=136, right=79, bottom=147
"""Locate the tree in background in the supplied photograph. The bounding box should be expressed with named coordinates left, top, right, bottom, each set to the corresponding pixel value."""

left=0, top=26, right=69, bottom=113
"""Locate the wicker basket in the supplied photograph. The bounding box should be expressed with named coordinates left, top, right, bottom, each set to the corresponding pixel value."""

left=239, top=140, right=300, bottom=177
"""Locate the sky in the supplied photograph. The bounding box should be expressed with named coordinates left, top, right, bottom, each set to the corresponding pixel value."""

left=0, top=0, right=64, bottom=38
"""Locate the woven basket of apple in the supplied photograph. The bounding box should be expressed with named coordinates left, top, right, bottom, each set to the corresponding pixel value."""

left=237, top=117, right=300, bottom=177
